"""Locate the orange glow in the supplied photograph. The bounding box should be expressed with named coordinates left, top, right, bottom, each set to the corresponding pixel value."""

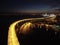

left=20, top=22, right=32, bottom=34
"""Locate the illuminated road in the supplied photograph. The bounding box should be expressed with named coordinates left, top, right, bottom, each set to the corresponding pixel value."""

left=8, top=18, right=44, bottom=45
left=8, top=18, right=60, bottom=45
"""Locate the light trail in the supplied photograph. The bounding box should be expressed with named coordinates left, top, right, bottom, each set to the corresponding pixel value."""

left=8, top=18, right=60, bottom=45
left=8, top=18, right=44, bottom=45
left=20, top=22, right=33, bottom=34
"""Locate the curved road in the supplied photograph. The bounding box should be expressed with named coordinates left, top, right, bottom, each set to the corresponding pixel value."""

left=8, top=18, right=44, bottom=45
left=8, top=18, right=60, bottom=45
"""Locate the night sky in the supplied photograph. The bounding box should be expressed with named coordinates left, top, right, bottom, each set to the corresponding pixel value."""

left=0, top=0, right=60, bottom=12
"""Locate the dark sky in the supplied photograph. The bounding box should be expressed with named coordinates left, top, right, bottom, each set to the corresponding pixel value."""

left=0, top=0, right=60, bottom=12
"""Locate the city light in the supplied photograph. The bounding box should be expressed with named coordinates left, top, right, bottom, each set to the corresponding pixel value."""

left=8, top=17, right=60, bottom=45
